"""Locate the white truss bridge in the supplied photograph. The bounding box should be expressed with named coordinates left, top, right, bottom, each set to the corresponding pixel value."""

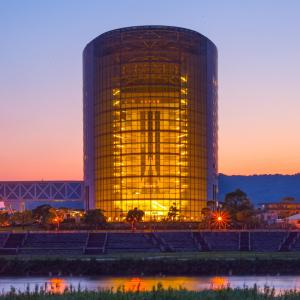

left=0, top=181, right=83, bottom=210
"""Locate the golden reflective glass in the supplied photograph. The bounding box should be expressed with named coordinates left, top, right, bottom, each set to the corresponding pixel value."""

left=90, top=28, right=216, bottom=220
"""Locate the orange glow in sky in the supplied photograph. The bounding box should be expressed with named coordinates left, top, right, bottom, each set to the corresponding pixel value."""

left=1, top=1, right=299, bottom=180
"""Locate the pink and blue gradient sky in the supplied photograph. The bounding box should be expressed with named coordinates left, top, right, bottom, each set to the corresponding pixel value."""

left=0, top=0, right=300, bottom=180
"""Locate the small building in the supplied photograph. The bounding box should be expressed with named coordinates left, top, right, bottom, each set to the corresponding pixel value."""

left=259, top=201, right=300, bottom=224
left=283, top=213, right=300, bottom=228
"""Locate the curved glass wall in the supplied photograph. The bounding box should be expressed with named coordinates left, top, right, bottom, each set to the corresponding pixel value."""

left=83, top=26, right=217, bottom=221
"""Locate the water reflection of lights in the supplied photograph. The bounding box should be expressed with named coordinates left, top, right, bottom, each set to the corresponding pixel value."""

left=123, top=277, right=144, bottom=292
left=210, top=277, right=229, bottom=289
left=1, top=276, right=300, bottom=295
left=109, top=277, right=189, bottom=292
left=44, top=276, right=229, bottom=293
left=46, top=278, right=67, bottom=294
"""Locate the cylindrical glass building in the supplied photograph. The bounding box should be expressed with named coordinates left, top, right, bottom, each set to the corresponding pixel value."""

left=83, top=26, right=218, bottom=221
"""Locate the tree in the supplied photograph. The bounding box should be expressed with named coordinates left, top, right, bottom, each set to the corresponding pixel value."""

left=0, top=212, right=10, bottom=227
left=126, top=207, right=144, bottom=231
left=167, top=203, right=179, bottom=221
left=32, top=205, right=66, bottom=229
left=223, top=189, right=255, bottom=227
left=32, top=204, right=52, bottom=225
left=45, top=208, right=65, bottom=230
left=10, top=210, right=33, bottom=228
left=84, top=209, right=106, bottom=228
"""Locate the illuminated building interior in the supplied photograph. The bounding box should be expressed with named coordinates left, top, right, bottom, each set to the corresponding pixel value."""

left=111, top=75, right=190, bottom=219
left=83, top=26, right=218, bottom=221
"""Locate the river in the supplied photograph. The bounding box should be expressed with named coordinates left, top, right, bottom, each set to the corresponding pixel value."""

left=0, top=276, right=300, bottom=294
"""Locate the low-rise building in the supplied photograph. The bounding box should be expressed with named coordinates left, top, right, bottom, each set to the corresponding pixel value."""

left=259, top=201, right=300, bottom=224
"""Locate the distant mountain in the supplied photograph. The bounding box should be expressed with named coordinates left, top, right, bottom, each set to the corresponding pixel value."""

left=218, top=174, right=300, bottom=205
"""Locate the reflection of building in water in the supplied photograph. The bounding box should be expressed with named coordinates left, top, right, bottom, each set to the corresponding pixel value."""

left=47, top=278, right=67, bottom=294
left=210, top=277, right=229, bottom=290
left=123, top=277, right=144, bottom=292
left=84, top=26, right=218, bottom=220
left=111, top=277, right=185, bottom=292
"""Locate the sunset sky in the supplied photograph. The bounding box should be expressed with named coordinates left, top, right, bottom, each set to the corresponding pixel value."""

left=1, top=0, right=300, bottom=180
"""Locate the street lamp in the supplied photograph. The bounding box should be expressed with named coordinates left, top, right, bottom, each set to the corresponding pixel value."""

left=212, top=210, right=230, bottom=230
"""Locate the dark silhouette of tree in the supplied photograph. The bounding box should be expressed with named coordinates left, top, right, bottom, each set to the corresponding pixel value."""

left=0, top=212, right=10, bottom=227
left=126, top=207, right=144, bottom=231
left=167, top=203, right=179, bottom=221
left=32, top=204, right=52, bottom=225
left=84, top=209, right=106, bottom=228
left=32, top=205, right=68, bottom=229
left=223, top=189, right=255, bottom=227
left=10, top=210, right=33, bottom=228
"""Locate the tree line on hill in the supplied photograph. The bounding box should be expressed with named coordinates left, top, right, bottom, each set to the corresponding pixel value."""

left=219, top=173, right=300, bottom=204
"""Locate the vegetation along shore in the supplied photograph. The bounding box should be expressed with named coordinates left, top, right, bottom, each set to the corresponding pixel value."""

left=0, top=285, right=299, bottom=300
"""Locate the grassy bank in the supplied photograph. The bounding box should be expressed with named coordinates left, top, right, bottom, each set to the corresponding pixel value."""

left=1, top=252, right=300, bottom=276
left=0, top=286, right=299, bottom=300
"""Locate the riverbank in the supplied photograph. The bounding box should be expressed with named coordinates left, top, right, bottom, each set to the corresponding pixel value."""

left=1, top=252, right=300, bottom=276
left=0, top=286, right=297, bottom=300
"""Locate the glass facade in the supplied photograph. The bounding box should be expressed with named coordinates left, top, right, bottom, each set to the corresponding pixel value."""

left=83, top=26, right=218, bottom=221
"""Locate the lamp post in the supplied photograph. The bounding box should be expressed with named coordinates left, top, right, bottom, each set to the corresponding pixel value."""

left=217, top=216, right=222, bottom=230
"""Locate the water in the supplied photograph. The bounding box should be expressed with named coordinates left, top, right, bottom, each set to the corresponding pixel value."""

left=1, top=276, right=300, bottom=294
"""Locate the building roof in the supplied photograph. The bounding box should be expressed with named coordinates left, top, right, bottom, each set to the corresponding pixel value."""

left=259, top=202, right=300, bottom=205
left=285, top=214, right=300, bottom=221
